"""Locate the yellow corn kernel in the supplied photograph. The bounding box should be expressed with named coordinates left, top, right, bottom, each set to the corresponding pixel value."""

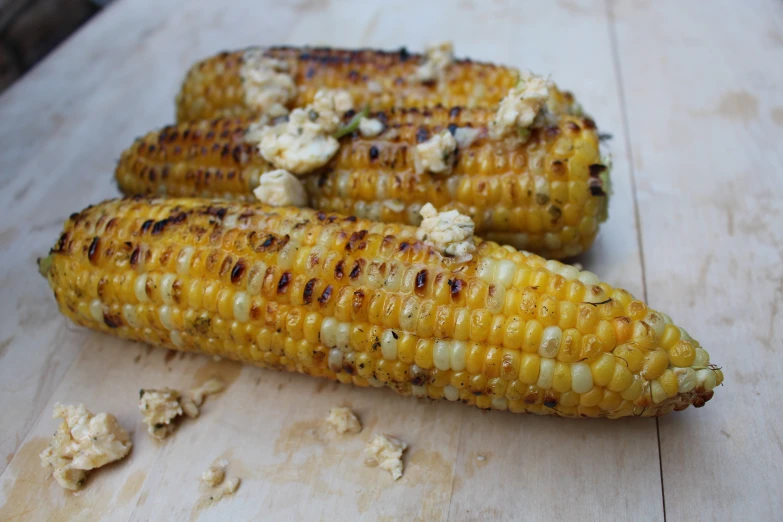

left=500, top=349, right=521, bottom=380
left=466, top=342, right=486, bottom=374
left=620, top=375, right=645, bottom=401
left=594, top=320, right=616, bottom=352
left=397, top=333, right=416, bottom=364
left=607, top=362, right=633, bottom=393
left=641, top=349, right=669, bottom=381
left=502, top=316, right=525, bottom=350
left=487, top=377, right=507, bottom=398
left=557, top=328, right=582, bottom=363
left=659, top=369, right=678, bottom=398
left=627, top=300, right=647, bottom=321
left=552, top=361, right=572, bottom=392
left=631, top=320, right=656, bottom=350
left=559, top=390, right=580, bottom=407
left=522, top=320, right=543, bottom=353
left=667, top=339, right=696, bottom=368
left=519, top=353, right=541, bottom=384
left=576, top=304, right=599, bottom=333
left=659, top=323, right=681, bottom=350
left=598, top=389, right=622, bottom=411
left=613, top=343, right=644, bottom=373
left=579, top=386, right=603, bottom=407
left=580, top=334, right=603, bottom=361
left=590, top=353, right=615, bottom=387
left=414, top=339, right=434, bottom=369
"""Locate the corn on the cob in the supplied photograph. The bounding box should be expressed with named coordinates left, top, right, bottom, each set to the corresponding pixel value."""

left=40, top=197, right=721, bottom=418
left=175, top=46, right=580, bottom=122
left=115, top=108, right=607, bottom=258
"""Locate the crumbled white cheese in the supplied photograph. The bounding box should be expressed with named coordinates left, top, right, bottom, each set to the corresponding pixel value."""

left=201, top=459, right=228, bottom=487
left=489, top=71, right=552, bottom=142
left=253, top=169, right=308, bottom=207
left=210, top=477, right=240, bottom=501
left=139, top=378, right=225, bottom=439
left=416, top=203, right=476, bottom=258
left=412, top=41, right=454, bottom=83
left=364, top=434, right=407, bottom=480
left=413, top=130, right=457, bottom=174
left=39, top=403, right=132, bottom=490
left=359, top=117, right=384, bottom=137
left=249, top=89, right=354, bottom=175
left=326, top=407, right=362, bottom=435
left=241, top=49, right=297, bottom=118
left=453, top=126, right=482, bottom=148
left=367, top=80, right=383, bottom=93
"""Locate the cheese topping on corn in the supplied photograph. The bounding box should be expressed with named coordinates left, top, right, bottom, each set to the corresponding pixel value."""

left=251, top=89, right=354, bottom=175
left=417, top=203, right=476, bottom=258
left=452, top=126, right=482, bottom=148
left=39, top=403, right=132, bottom=490
left=240, top=49, right=297, bottom=118
left=364, top=434, right=407, bottom=480
left=326, top=406, right=362, bottom=435
left=358, top=117, right=384, bottom=137
left=490, top=71, right=552, bottom=142
left=413, top=130, right=457, bottom=174
left=253, top=169, right=308, bottom=207
left=139, top=378, right=225, bottom=439
left=412, top=41, right=454, bottom=83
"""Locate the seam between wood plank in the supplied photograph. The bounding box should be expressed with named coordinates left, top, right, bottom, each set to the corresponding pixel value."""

left=605, top=1, right=665, bottom=521
left=444, top=410, right=465, bottom=522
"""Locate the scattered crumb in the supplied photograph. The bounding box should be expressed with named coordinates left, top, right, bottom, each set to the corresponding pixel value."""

left=325, top=406, right=362, bottom=435
left=359, top=117, right=384, bottom=137
left=201, top=459, right=240, bottom=502
left=416, top=203, right=476, bottom=258
left=139, top=377, right=225, bottom=439
left=364, top=434, right=407, bottom=480
left=477, top=455, right=486, bottom=462
left=39, top=403, right=132, bottom=490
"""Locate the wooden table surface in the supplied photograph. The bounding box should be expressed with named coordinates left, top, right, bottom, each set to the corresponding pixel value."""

left=0, top=0, right=780, bottom=520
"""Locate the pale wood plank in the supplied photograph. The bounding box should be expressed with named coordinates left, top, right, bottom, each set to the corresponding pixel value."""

left=0, top=0, right=665, bottom=520
left=611, top=0, right=783, bottom=519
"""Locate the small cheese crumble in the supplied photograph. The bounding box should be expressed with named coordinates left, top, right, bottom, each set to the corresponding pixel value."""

left=364, top=433, right=407, bottom=480
left=489, top=71, right=552, bottom=143
left=412, top=41, right=454, bottom=83
left=249, top=89, right=354, bottom=175
left=453, top=127, right=482, bottom=149
left=325, top=407, right=362, bottom=435
left=139, top=378, right=225, bottom=440
left=413, top=130, right=457, bottom=175
left=241, top=49, right=297, bottom=118
left=359, top=117, right=384, bottom=137
left=416, top=203, right=476, bottom=258
left=253, top=169, right=308, bottom=207
left=201, top=459, right=228, bottom=487
left=211, top=477, right=240, bottom=501
left=39, top=403, right=132, bottom=490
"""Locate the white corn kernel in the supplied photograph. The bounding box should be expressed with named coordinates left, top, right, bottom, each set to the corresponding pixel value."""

left=538, top=326, right=562, bottom=358
left=135, top=274, right=149, bottom=303
left=696, top=369, right=717, bottom=391
left=577, top=271, right=599, bottom=285
left=159, top=305, right=174, bottom=330
left=336, top=322, right=351, bottom=352
left=367, top=378, right=385, bottom=388
left=444, top=385, right=459, bottom=401
left=328, top=348, right=343, bottom=372
left=476, top=260, right=495, bottom=283
left=571, top=362, right=593, bottom=393
left=160, top=274, right=176, bottom=304
left=170, top=330, right=184, bottom=348
left=621, top=375, right=644, bottom=400
left=90, top=299, right=104, bottom=323
left=233, top=292, right=250, bottom=323
left=450, top=340, right=467, bottom=371
left=176, top=247, right=195, bottom=275
left=650, top=380, right=667, bottom=404
left=381, top=330, right=398, bottom=361
left=486, top=284, right=505, bottom=314
left=412, top=385, right=427, bottom=397
left=693, top=347, right=709, bottom=367
left=433, top=340, right=451, bottom=371
left=674, top=367, right=697, bottom=393
left=495, top=260, right=517, bottom=287
left=644, top=312, right=666, bottom=339
left=537, top=358, right=555, bottom=389
left=320, top=317, right=338, bottom=348
left=491, top=397, right=508, bottom=410
left=122, top=304, right=139, bottom=328
left=559, top=265, right=579, bottom=281
left=544, top=260, right=561, bottom=274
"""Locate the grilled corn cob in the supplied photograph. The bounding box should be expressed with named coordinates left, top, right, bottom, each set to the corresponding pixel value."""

left=40, top=197, right=721, bottom=418
left=116, top=108, right=607, bottom=258
left=175, top=46, right=579, bottom=122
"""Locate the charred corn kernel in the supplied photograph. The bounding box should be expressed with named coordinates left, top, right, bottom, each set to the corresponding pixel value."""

left=43, top=197, right=720, bottom=418
left=590, top=353, right=615, bottom=387
left=579, top=386, right=603, bottom=407
left=122, top=102, right=604, bottom=259
left=668, top=339, right=696, bottom=368
left=613, top=344, right=644, bottom=373
left=641, top=349, right=669, bottom=381
left=552, top=362, right=572, bottom=392
left=607, top=363, right=633, bottom=393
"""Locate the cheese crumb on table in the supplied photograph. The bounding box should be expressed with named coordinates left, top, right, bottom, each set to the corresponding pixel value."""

left=247, top=89, right=354, bottom=175
left=358, top=117, right=384, bottom=137
left=139, top=377, right=225, bottom=439
left=325, top=406, right=362, bottom=435
left=416, top=203, right=476, bottom=258
left=413, top=130, right=457, bottom=174
left=241, top=49, right=296, bottom=118
left=200, top=459, right=228, bottom=487
left=412, top=41, right=454, bottom=83
left=489, top=71, right=552, bottom=143
left=364, top=434, right=407, bottom=480
left=253, top=169, right=308, bottom=207
left=39, top=403, right=132, bottom=490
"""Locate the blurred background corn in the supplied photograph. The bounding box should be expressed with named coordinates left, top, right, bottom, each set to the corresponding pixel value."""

left=115, top=109, right=607, bottom=259
left=175, top=46, right=580, bottom=122
left=40, top=197, right=721, bottom=418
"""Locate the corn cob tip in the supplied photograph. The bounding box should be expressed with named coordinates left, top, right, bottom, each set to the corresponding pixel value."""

left=38, top=254, right=53, bottom=278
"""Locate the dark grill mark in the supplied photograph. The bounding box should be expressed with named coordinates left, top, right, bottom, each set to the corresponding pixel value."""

left=415, top=269, right=427, bottom=295
left=349, top=261, right=362, bottom=280
left=219, top=256, right=234, bottom=277
left=450, top=278, right=464, bottom=298
left=564, top=121, right=581, bottom=132
left=303, top=278, right=317, bottom=304
left=584, top=118, right=597, bottom=130
left=334, top=260, right=345, bottom=280
left=353, top=290, right=365, bottom=310
left=449, top=106, right=462, bottom=118
left=277, top=272, right=291, bottom=294
left=87, top=237, right=101, bottom=264
left=231, top=260, right=246, bottom=284
left=318, top=285, right=333, bottom=304
left=129, top=246, right=141, bottom=267
left=103, top=312, right=122, bottom=328
left=589, top=164, right=607, bottom=177
left=416, top=126, right=429, bottom=143
left=369, top=145, right=379, bottom=160
left=140, top=219, right=154, bottom=233
left=399, top=47, right=410, bottom=61
left=447, top=123, right=458, bottom=136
